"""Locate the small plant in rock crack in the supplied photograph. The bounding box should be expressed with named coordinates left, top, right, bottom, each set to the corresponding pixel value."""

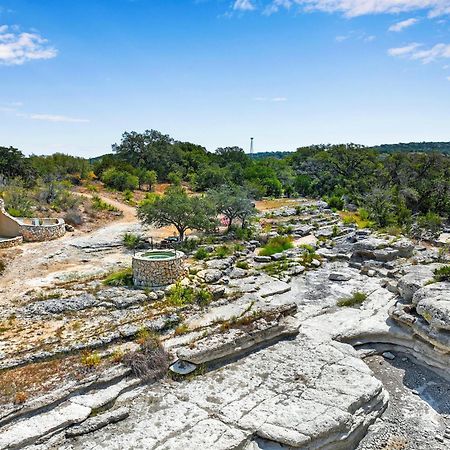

left=123, top=335, right=170, bottom=381
left=337, top=291, right=367, bottom=308
left=433, top=265, right=450, bottom=282
left=80, top=350, right=102, bottom=369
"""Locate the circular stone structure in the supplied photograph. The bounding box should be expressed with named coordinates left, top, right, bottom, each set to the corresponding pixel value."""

left=132, top=250, right=187, bottom=288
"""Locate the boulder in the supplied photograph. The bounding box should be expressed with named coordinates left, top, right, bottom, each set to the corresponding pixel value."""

left=329, top=272, right=352, bottom=282
left=414, top=282, right=450, bottom=330
left=197, top=269, right=223, bottom=284
left=397, top=264, right=442, bottom=301
left=254, top=256, right=271, bottom=263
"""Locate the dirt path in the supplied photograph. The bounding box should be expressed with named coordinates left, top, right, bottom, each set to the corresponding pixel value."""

left=73, top=191, right=137, bottom=223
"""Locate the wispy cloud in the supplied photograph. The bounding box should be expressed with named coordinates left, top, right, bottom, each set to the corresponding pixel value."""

left=389, top=18, right=419, bottom=32
left=238, top=1, right=450, bottom=17
left=388, top=42, right=450, bottom=63
left=0, top=25, right=57, bottom=65
left=335, top=31, right=376, bottom=43
left=233, top=0, right=256, bottom=11
left=0, top=103, right=89, bottom=123
left=28, top=114, right=89, bottom=123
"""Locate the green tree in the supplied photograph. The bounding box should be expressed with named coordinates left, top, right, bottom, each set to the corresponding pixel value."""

left=138, top=186, right=216, bottom=241
left=208, top=185, right=255, bottom=232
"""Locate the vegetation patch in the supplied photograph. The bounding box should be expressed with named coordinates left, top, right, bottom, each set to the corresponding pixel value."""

left=337, top=291, right=368, bottom=307
left=91, top=195, right=120, bottom=212
left=259, top=236, right=294, bottom=257
left=165, top=282, right=212, bottom=308
left=433, top=265, right=450, bottom=282
left=103, top=268, right=133, bottom=287
left=123, top=335, right=170, bottom=381
left=123, top=233, right=142, bottom=250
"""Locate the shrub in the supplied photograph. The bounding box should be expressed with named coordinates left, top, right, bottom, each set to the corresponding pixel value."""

left=166, top=282, right=195, bottom=306
left=103, top=268, right=133, bottom=286
left=122, top=335, right=170, bottom=381
left=236, top=261, right=249, bottom=270
left=337, top=291, right=367, bottom=307
left=259, top=236, right=293, bottom=257
left=0, top=260, right=6, bottom=275
left=195, top=288, right=213, bottom=307
left=123, top=189, right=134, bottom=204
left=214, top=245, right=232, bottom=259
left=194, top=247, right=209, bottom=260
left=14, top=391, right=28, bottom=405
left=91, top=195, right=119, bottom=212
left=123, top=233, right=142, bottom=250
left=81, top=351, right=101, bottom=368
left=434, top=265, right=450, bottom=282
left=418, top=212, right=442, bottom=235
left=326, top=195, right=344, bottom=210
left=166, top=282, right=212, bottom=307
left=102, top=167, right=138, bottom=192
left=64, top=208, right=84, bottom=226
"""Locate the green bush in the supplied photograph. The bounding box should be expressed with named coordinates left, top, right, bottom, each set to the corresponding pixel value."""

left=123, top=233, right=142, bottom=249
left=418, top=212, right=442, bottom=235
left=194, top=248, right=209, bottom=260
left=259, top=236, right=294, bottom=257
left=166, top=282, right=195, bottom=306
left=236, top=261, right=249, bottom=270
left=102, top=167, right=138, bottom=191
left=91, top=195, right=119, bottom=212
left=326, top=195, right=344, bottom=210
left=195, top=288, right=213, bottom=307
left=166, top=282, right=212, bottom=307
left=337, top=291, right=367, bottom=307
left=214, top=245, right=232, bottom=259
left=103, top=268, right=133, bottom=286
left=434, top=265, right=450, bottom=282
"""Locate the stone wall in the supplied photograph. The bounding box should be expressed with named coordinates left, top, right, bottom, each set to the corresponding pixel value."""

left=0, top=236, right=23, bottom=249
left=132, top=251, right=187, bottom=288
left=18, top=220, right=66, bottom=242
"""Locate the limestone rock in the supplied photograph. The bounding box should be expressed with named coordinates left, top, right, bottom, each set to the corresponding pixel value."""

left=66, top=407, right=130, bottom=438
left=0, top=402, right=91, bottom=449
left=329, top=272, right=352, bottom=282
left=397, top=264, right=442, bottom=301
left=197, top=269, right=223, bottom=284
left=254, top=256, right=271, bottom=263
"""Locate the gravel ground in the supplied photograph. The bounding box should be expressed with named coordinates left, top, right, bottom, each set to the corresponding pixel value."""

left=357, top=353, right=450, bottom=450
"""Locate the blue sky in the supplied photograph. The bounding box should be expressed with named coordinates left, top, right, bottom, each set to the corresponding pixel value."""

left=1, top=0, right=450, bottom=157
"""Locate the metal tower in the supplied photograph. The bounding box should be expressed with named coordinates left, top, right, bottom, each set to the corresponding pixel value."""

left=250, top=137, right=254, bottom=155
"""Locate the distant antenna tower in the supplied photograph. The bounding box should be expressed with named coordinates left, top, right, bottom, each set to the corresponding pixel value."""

left=250, top=137, right=254, bottom=155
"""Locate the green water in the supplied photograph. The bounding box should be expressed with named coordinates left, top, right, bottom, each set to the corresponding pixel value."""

left=141, top=251, right=176, bottom=260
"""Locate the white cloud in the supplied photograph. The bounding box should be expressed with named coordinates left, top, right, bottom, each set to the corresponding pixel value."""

left=387, top=43, right=421, bottom=57
left=233, top=0, right=256, bottom=11
left=388, top=42, right=450, bottom=63
left=447, top=76, right=450, bottom=80
left=28, top=114, right=89, bottom=123
left=389, top=18, right=419, bottom=32
left=261, top=1, right=450, bottom=17
left=0, top=25, right=57, bottom=65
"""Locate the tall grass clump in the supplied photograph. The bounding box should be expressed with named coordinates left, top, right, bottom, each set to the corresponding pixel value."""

left=259, top=236, right=294, bottom=257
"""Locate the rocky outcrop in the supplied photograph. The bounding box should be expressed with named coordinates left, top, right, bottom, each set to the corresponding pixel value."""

left=63, top=335, right=388, bottom=450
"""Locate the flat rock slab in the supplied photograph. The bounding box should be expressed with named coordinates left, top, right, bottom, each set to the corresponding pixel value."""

left=0, top=402, right=91, bottom=449
left=65, top=334, right=387, bottom=450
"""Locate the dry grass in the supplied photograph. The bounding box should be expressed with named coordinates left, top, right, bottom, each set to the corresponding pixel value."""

left=123, top=335, right=170, bottom=381
left=0, top=356, right=94, bottom=405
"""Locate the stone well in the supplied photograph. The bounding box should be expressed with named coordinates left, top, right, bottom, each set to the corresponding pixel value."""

left=132, top=250, right=187, bottom=288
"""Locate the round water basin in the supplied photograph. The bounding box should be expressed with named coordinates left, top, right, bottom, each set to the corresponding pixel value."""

left=132, top=250, right=186, bottom=288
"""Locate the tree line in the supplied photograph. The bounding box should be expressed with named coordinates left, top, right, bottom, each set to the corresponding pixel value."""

left=1, top=132, right=449, bottom=234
